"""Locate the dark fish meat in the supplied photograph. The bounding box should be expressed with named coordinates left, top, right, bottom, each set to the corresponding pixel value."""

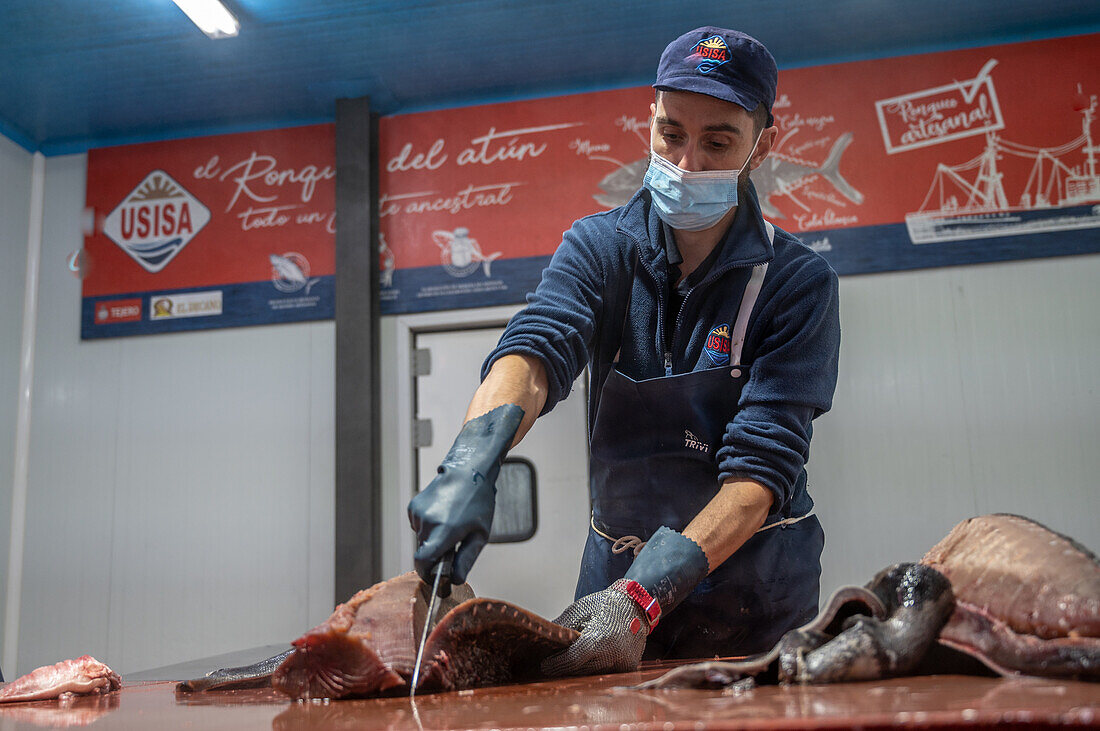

left=273, top=572, right=577, bottom=698
left=0, top=656, right=120, bottom=703
left=179, top=571, right=578, bottom=699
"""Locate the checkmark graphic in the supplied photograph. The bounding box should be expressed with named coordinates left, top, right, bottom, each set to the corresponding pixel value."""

left=956, top=59, right=998, bottom=104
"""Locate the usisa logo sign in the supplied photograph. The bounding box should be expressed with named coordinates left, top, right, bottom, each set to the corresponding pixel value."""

left=102, top=170, right=211, bottom=273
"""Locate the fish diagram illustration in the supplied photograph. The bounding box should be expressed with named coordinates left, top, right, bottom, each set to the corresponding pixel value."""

left=270, top=252, right=320, bottom=294
left=432, top=227, right=502, bottom=278
left=590, top=120, right=863, bottom=222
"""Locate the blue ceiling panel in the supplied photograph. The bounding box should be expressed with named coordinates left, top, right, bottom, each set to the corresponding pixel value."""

left=1, top=0, right=1097, bottom=154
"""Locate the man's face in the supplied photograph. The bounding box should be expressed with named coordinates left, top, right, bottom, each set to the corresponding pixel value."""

left=650, top=90, right=775, bottom=178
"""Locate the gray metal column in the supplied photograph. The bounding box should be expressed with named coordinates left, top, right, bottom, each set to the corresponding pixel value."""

left=334, top=97, right=381, bottom=601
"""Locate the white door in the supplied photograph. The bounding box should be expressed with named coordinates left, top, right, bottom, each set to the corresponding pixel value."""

left=414, top=327, right=590, bottom=618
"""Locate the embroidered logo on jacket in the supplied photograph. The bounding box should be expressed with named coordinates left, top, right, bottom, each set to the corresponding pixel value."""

left=704, top=324, right=732, bottom=366
left=684, top=430, right=710, bottom=453
left=689, top=36, right=731, bottom=74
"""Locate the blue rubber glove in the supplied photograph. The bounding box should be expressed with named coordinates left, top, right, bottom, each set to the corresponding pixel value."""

left=407, top=404, right=523, bottom=585
left=624, top=526, right=710, bottom=615
left=541, top=527, right=709, bottom=676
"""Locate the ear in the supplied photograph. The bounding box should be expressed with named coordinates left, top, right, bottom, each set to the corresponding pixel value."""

left=748, top=125, right=778, bottom=171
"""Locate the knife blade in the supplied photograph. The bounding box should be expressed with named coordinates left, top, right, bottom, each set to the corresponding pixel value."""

left=409, top=551, right=453, bottom=696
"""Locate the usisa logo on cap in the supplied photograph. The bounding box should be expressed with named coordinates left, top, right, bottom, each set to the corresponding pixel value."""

left=689, top=36, right=730, bottom=74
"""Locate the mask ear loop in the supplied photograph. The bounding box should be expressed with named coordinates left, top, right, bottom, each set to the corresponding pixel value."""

left=740, top=130, right=763, bottom=175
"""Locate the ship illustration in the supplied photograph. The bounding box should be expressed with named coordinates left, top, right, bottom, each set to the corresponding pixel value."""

left=905, top=92, right=1100, bottom=244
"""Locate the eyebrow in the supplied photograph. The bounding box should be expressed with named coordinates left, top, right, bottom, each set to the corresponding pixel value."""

left=654, top=115, right=744, bottom=136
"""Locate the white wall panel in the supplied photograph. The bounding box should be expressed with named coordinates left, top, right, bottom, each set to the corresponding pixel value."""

left=812, top=254, right=1100, bottom=597
left=14, top=154, right=334, bottom=676
left=0, top=134, right=33, bottom=671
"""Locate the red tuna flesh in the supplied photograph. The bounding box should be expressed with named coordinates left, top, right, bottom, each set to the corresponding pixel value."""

left=921, top=513, right=1100, bottom=679
left=272, top=571, right=577, bottom=699
left=0, top=656, right=120, bottom=703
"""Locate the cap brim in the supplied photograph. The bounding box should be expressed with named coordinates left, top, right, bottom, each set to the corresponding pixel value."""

left=654, top=75, right=763, bottom=114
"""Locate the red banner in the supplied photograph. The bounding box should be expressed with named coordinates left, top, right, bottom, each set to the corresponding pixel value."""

left=378, top=34, right=1100, bottom=313
left=83, top=124, right=335, bottom=338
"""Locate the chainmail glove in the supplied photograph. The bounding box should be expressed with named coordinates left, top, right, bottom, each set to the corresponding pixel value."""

left=540, top=579, right=657, bottom=677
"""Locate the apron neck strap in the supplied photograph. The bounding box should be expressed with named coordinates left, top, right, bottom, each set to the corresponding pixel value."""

left=729, top=221, right=774, bottom=366
left=613, top=249, right=640, bottom=364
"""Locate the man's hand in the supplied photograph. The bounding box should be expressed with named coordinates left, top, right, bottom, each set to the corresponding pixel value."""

left=407, top=404, right=523, bottom=584
left=542, top=527, right=709, bottom=676
left=540, top=579, right=653, bottom=676
left=408, top=463, right=496, bottom=585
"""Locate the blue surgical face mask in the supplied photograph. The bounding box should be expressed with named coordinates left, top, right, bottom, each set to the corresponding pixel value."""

left=642, top=132, right=762, bottom=231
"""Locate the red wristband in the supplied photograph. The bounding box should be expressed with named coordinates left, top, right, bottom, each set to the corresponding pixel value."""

left=616, top=579, right=661, bottom=635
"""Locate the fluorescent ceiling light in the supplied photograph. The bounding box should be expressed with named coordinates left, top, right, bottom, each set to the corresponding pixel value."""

left=172, top=0, right=240, bottom=39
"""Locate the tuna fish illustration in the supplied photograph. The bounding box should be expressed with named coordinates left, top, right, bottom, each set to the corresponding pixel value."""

left=432, top=228, right=501, bottom=278
left=269, top=253, right=320, bottom=294
left=754, top=132, right=864, bottom=219
left=593, top=158, right=649, bottom=208
left=590, top=133, right=864, bottom=220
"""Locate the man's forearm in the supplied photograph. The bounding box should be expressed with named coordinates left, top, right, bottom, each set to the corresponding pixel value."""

left=682, top=478, right=774, bottom=574
left=465, top=354, right=548, bottom=447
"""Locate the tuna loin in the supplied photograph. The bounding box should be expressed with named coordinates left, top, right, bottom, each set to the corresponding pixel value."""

left=272, top=572, right=578, bottom=699
left=0, top=656, right=120, bottom=703
left=637, top=513, right=1100, bottom=690
left=920, top=513, right=1100, bottom=679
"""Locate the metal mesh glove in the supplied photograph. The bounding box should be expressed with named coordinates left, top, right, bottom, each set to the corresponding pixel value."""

left=408, top=404, right=523, bottom=584
left=540, top=579, right=654, bottom=677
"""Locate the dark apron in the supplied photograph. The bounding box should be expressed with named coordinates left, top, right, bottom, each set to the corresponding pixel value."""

left=577, top=223, right=824, bottom=659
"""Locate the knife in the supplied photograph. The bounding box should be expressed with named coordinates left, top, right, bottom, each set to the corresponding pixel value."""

left=410, top=550, right=453, bottom=696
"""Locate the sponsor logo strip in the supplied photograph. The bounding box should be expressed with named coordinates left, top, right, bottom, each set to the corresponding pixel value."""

left=149, top=290, right=223, bottom=320
left=95, top=298, right=143, bottom=324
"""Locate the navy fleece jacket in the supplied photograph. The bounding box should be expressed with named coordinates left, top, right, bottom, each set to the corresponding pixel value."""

left=483, top=183, right=840, bottom=519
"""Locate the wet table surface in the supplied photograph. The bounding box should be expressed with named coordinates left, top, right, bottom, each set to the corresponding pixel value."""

left=0, top=669, right=1096, bottom=730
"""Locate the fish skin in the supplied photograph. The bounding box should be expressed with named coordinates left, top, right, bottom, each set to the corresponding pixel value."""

left=175, top=649, right=294, bottom=692
left=631, top=583, right=888, bottom=690
left=0, top=656, right=120, bottom=703
left=786, top=563, right=954, bottom=683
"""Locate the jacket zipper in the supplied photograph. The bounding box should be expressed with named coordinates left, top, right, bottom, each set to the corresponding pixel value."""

left=624, top=230, right=766, bottom=379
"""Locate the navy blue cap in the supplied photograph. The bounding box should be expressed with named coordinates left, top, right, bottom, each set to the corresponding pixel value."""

left=654, top=27, right=777, bottom=127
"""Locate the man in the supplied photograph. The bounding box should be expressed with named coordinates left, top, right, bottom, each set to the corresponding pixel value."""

left=408, top=26, right=840, bottom=676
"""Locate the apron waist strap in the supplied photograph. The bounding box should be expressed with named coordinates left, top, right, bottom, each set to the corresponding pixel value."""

left=590, top=511, right=816, bottom=557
